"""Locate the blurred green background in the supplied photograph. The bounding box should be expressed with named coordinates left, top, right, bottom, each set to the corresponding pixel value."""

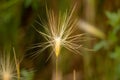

left=0, top=0, right=120, bottom=80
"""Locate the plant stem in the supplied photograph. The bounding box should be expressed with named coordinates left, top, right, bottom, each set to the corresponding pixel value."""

left=13, top=48, right=20, bottom=80
left=56, top=58, right=58, bottom=80
left=73, top=69, right=76, bottom=80
left=17, top=64, right=20, bottom=80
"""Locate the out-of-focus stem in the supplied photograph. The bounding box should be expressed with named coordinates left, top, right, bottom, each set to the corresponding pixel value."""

left=83, top=0, right=96, bottom=80
left=55, top=36, right=61, bottom=80
left=73, top=69, right=76, bottom=80
left=13, top=48, right=20, bottom=80
left=56, top=58, right=58, bottom=80
left=16, top=63, right=20, bottom=80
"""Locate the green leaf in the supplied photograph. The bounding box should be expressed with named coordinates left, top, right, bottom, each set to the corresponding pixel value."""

left=21, top=69, right=34, bottom=80
left=109, top=46, right=120, bottom=59
left=24, top=0, right=32, bottom=8
left=94, top=41, right=107, bottom=51
left=106, top=11, right=120, bottom=27
left=108, top=31, right=118, bottom=43
left=115, top=46, right=120, bottom=58
left=113, top=25, right=120, bottom=34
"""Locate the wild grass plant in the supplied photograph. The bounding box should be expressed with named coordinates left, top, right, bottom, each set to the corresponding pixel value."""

left=0, top=0, right=120, bottom=80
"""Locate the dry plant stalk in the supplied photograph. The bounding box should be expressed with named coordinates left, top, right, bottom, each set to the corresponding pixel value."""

left=31, top=4, right=86, bottom=59
left=13, top=48, right=20, bottom=80
left=73, top=69, right=76, bottom=80
left=31, top=4, right=88, bottom=80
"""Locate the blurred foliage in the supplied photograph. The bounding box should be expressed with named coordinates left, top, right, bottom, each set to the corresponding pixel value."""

left=94, top=10, right=120, bottom=80
left=94, top=10, right=120, bottom=51
left=0, top=0, right=40, bottom=47
left=21, top=69, right=34, bottom=80
left=106, top=10, right=120, bottom=80
left=0, top=0, right=20, bottom=46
